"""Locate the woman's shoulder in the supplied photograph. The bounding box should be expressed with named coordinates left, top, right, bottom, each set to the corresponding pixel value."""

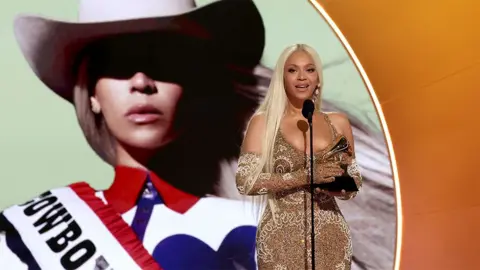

left=242, top=113, right=267, bottom=152
left=322, top=111, right=351, bottom=132
left=322, top=111, right=348, bottom=120
left=248, top=112, right=266, bottom=127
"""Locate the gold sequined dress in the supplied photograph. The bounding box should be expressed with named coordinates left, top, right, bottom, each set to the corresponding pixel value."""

left=236, top=114, right=363, bottom=270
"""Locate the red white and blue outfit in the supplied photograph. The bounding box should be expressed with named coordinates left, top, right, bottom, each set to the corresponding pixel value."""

left=0, top=166, right=258, bottom=269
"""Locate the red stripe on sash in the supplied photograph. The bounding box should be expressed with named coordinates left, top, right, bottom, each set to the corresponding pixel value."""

left=69, top=182, right=162, bottom=270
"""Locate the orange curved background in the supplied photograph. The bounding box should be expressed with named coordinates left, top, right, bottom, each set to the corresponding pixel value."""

left=310, top=0, right=480, bottom=269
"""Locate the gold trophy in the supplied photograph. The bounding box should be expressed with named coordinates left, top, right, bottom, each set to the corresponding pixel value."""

left=317, top=136, right=358, bottom=192
left=321, top=136, right=350, bottom=162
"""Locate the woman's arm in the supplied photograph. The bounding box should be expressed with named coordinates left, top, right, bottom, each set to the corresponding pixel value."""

left=325, top=112, right=363, bottom=200
left=235, top=114, right=308, bottom=196
left=236, top=151, right=308, bottom=195
left=329, top=157, right=362, bottom=200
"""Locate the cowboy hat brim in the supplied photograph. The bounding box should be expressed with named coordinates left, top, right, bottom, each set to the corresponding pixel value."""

left=13, top=0, right=265, bottom=102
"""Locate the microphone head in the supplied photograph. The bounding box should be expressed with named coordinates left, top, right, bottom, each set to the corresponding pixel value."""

left=302, top=99, right=315, bottom=120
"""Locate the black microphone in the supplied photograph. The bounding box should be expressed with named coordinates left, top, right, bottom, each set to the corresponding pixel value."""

left=302, top=98, right=316, bottom=270
left=302, top=99, right=315, bottom=123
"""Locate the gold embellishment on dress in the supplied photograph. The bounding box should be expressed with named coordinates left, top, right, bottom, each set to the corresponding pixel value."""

left=273, top=155, right=294, bottom=174
left=347, top=158, right=360, bottom=177
left=250, top=114, right=359, bottom=269
left=236, top=153, right=260, bottom=179
left=236, top=152, right=308, bottom=195
left=257, top=188, right=268, bottom=195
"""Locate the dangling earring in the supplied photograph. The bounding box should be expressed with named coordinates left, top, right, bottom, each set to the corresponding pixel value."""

left=312, top=85, right=320, bottom=102
left=91, top=104, right=101, bottom=114
left=90, top=98, right=101, bottom=114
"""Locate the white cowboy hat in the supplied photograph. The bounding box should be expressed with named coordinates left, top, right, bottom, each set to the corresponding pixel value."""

left=13, top=0, right=265, bottom=102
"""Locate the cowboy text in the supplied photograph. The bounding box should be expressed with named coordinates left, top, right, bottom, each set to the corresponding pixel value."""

left=21, top=191, right=105, bottom=270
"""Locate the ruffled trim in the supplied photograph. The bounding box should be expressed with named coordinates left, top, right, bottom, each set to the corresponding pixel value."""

left=69, top=182, right=162, bottom=270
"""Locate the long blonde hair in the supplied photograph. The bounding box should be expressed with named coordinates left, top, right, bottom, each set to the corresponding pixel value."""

left=244, top=44, right=324, bottom=219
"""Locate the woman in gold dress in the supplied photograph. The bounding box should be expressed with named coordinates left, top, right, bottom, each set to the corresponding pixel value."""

left=236, top=44, right=363, bottom=270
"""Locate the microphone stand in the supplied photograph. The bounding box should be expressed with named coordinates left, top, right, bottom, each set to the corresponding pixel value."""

left=307, top=112, right=315, bottom=270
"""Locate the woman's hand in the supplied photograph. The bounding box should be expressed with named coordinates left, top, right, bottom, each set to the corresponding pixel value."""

left=313, top=161, right=344, bottom=184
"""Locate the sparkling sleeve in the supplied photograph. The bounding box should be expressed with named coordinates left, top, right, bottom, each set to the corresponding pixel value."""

left=336, top=157, right=363, bottom=200
left=235, top=152, right=308, bottom=195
